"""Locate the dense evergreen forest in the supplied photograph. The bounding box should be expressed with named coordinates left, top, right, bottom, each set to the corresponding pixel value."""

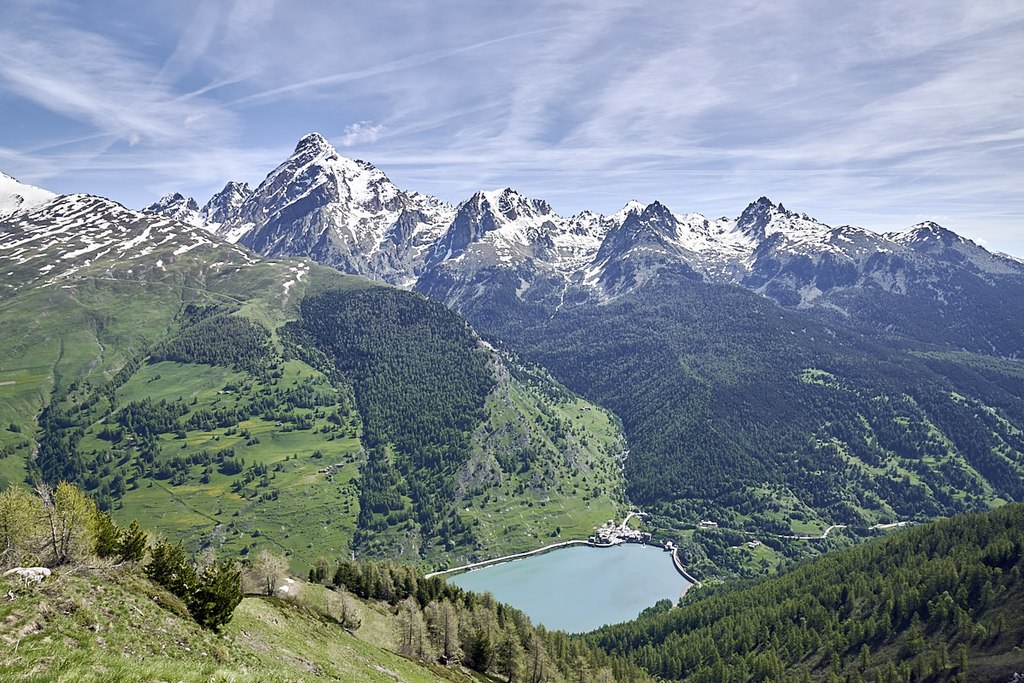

left=460, top=273, right=1024, bottom=543
left=587, top=503, right=1024, bottom=682
left=289, top=286, right=496, bottom=555
left=320, top=556, right=652, bottom=682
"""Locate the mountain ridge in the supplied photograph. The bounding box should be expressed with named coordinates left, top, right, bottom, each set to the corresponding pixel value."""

left=137, top=134, right=1024, bottom=356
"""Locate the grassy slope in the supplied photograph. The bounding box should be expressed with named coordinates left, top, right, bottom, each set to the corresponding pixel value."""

left=0, top=279, right=187, bottom=487
left=0, top=568, right=474, bottom=683
left=2, top=252, right=627, bottom=569
left=456, top=362, right=626, bottom=562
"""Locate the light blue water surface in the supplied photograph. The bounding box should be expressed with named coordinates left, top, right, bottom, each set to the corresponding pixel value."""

left=447, top=543, right=690, bottom=633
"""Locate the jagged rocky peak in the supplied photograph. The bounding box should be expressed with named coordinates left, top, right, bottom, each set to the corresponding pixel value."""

left=147, top=192, right=199, bottom=213
left=610, top=199, right=645, bottom=223
left=477, top=187, right=552, bottom=222
left=144, top=192, right=203, bottom=227
left=202, top=181, right=253, bottom=225
left=292, top=131, right=334, bottom=159
left=735, top=196, right=827, bottom=243
left=736, top=196, right=782, bottom=239
left=594, top=200, right=681, bottom=264
left=627, top=201, right=679, bottom=239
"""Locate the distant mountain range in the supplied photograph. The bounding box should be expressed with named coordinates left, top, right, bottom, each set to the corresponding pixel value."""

left=146, top=133, right=1024, bottom=358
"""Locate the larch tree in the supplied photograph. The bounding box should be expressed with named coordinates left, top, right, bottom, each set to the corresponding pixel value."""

left=395, top=596, right=432, bottom=660
left=250, top=548, right=289, bottom=595
left=37, top=481, right=98, bottom=565
left=0, top=485, right=42, bottom=568
left=425, top=599, right=462, bottom=664
left=495, top=625, right=526, bottom=683
left=326, top=586, right=362, bottom=631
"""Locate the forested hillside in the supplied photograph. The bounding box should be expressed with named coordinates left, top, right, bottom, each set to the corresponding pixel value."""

left=458, top=273, right=1024, bottom=572
left=589, top=503, right=1024, bottom=682
left=289, top=287, right=495, bottom=556
left=0, top=197, right=627, bottom=567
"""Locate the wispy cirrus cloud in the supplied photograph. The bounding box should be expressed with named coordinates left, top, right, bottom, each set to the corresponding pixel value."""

left=0, top=0, right=1022, bottom=254
left=0, top=21, right=234, bottom=148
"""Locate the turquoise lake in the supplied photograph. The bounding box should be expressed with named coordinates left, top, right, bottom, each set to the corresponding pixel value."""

left=447, top=543, right=690, bottom=633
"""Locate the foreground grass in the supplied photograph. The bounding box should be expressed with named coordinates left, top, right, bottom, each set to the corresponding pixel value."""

left=0, top=567, right=472, bottom=683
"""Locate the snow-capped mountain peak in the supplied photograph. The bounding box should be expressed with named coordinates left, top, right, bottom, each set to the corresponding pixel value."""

left=735, top=196, right=826, bottom=242
left=184, top=133, right=455, bottom=284
left=890, top=221, right=966, bottom=247
left=144, top=192, right=203, bottom=228
left=609, top=199, right=645, bottom=224
left=139, top=137, right=1023, bottom=323
left=0, top=172, right=57, bottom=218
left=202, top=181, right=252, bottom=225
left=475, top=188, right=553, bottom=222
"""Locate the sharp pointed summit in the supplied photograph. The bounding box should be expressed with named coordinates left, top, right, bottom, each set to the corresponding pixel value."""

left=202, top=181, right=253, bottom=229
left=189, top=133, right=454, bottom=284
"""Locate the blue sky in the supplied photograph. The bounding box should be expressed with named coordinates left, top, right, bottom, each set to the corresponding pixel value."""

left=2, top=0, right=1023, bottom=255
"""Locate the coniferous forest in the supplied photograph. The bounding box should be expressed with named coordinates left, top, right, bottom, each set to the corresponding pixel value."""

left=459, top=274, right=1024, bottom=542
left=587, top=503, right=1024, bottom=682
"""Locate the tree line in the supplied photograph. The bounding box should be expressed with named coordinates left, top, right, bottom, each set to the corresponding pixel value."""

left=315, top=556, right=652, bottom=682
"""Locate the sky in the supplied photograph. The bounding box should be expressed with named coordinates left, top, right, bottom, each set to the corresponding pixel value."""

left=2, top=0, right=1023, bottom=255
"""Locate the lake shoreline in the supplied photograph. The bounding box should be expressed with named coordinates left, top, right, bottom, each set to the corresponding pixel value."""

left=445, top=542, right=693, bottom=633
left=425, top=538, right=593, bottom=579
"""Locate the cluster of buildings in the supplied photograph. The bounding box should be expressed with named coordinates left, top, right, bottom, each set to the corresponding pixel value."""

left=317, top=463, right=346, bottom=481
left=589, top=518, right=652, bottom=546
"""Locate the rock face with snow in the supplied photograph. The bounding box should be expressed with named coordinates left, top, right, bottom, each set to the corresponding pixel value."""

left=0, top=172, right=56, bottom=218
left=201, top=181, right=253, bottom=235
left=143, top=133, right=1024, bottom=356
left=144, top=192, right=204, bottom=228
left=218, top=133, right=452, bottom=285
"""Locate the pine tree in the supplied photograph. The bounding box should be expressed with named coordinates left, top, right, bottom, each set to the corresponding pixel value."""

left=146, top=539, right=197, bottom=597
left=310, top=555, right=329, bottom=583
left=94, top=510, right=122, bottom=558
left=495, top=626, right=526, bottom=682
left=118, top=520, right=148, bottom=563
left=188, top=560, right=242, bottom=631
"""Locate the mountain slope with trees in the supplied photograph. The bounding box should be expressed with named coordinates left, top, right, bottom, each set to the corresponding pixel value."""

left=1, top=481, right=648, bottom=683
left=588, top=502, right=1024, bottom=682
left=454, top=272, right=1024, bottom=575
left=0, top=192, right=626, bottom=568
